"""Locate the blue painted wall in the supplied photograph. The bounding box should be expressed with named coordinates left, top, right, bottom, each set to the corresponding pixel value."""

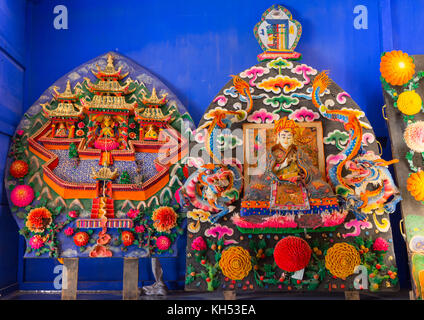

left=0, top=0, right=26, bottom=295
left=0, top=0, right=422, bottom=292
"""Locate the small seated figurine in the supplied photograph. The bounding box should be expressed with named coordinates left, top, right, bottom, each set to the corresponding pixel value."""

left=98, top=115, right=116, bottom=139
left=234, top=117, right=347, bottom=233
left=55, top=122, right=68, bottom=138
left=94, top=115, right=120, bottom=151
left=144, top=125, right=158, bottom=140
left=271, top=118, right=302, bottom=181
left=270, top=118, right=333, bottom=208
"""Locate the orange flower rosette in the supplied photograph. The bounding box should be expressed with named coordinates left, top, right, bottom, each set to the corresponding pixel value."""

left=10, top=160, right=29, bottom=178
left=325, top=242, right=360, bottom=280
left=25, top=207, right=52, bottom=233
left=407, top=170, right=424, bottom=201
left=152, top=206, right=178, bottom=233
left=219, top=246, right=252, bottom=280
left=380, top=50, right=415, bottom=86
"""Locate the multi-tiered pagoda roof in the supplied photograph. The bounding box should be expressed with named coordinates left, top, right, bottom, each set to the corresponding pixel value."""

left=81, top=53, right=137, bottom=113
left=41, top=80, right=83, bottom=120
left=135, top=88, right=172, bottom=126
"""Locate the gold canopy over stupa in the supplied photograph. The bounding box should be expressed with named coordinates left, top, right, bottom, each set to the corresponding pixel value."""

left=91, top=165, right=119, bottom=181
left=135, top=87, right=172, bottom=126
left=52, top=80, right=80, bottom=101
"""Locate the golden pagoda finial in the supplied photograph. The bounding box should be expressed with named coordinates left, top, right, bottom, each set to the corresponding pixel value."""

left=92, top=53, right=128, bottom=79
left=142, top=87, right=168, bottom=106
left=65, top=80, right=72, bottom=93
left=52, top=80, right=79, bottom=101
left=104, top=53, right=116, bottom=73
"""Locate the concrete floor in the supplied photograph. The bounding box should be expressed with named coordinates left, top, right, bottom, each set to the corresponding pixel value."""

left=1, top=289, right=412, bottom=300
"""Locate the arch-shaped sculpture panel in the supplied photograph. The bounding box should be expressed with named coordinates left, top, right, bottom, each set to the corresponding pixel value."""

left=5, top=52, right=194, bottom=258
left=183, top=4, right=401, bottom=294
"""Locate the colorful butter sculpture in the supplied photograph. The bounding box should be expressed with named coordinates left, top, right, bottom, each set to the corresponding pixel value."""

left=5, top=52, right=194, bottom=258
left=254, top=4, right=302, bottom=61
left=184, top=5, right=401, bottom=293
left=380, top=51, right=424, bottom=299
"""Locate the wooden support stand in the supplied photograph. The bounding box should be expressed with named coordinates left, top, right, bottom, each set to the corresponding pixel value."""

left=123, top=258, right=139, bottom=300
left=344, top=291, right=360, bottom=300
left=61, top=258, right=79, bottom=300
left=223, top=290, right=236, bottom=300
left=60, top=258, right=140, bottom=300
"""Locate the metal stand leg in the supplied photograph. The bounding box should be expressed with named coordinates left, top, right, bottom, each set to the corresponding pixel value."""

left=141, top=257, right=168, bottom=296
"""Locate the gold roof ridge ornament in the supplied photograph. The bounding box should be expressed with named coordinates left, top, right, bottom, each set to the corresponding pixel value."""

left=135, top=88, right=173, bottom=125
left=91, top=165, right=119, bottom=181
left=84, top=76, right=135, bottom=95
left=254, top=4, right=302, bottom=61
left=81, top=94, right=137, bottom=111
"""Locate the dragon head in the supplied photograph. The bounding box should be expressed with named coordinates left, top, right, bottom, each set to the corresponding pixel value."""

left=344, top=158, right=375, bottom=185
left=200, top=164, right=232, bottom=187
left=344, top=151, right=398, bottom=192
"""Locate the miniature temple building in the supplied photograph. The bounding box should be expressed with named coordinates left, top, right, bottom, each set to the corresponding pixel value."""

left=135, top=88, right=172, bottom=141
left=41, top=80, right=83, bottom=138
left=80, top=53, right=138, bottom=165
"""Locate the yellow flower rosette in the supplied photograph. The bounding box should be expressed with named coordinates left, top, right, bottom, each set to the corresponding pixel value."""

left=219, top=246, right=252, bottom=280
left=325, top=242, right=360, bottom=280
left=397, top=90, right=422, bottom=115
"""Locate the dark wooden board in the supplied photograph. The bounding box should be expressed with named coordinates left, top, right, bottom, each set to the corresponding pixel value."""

left=382, top=54, right=424, bottom=299
left=61, top=258, right=79, bottom=300
left=122, top=258, right=139, bottom=300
